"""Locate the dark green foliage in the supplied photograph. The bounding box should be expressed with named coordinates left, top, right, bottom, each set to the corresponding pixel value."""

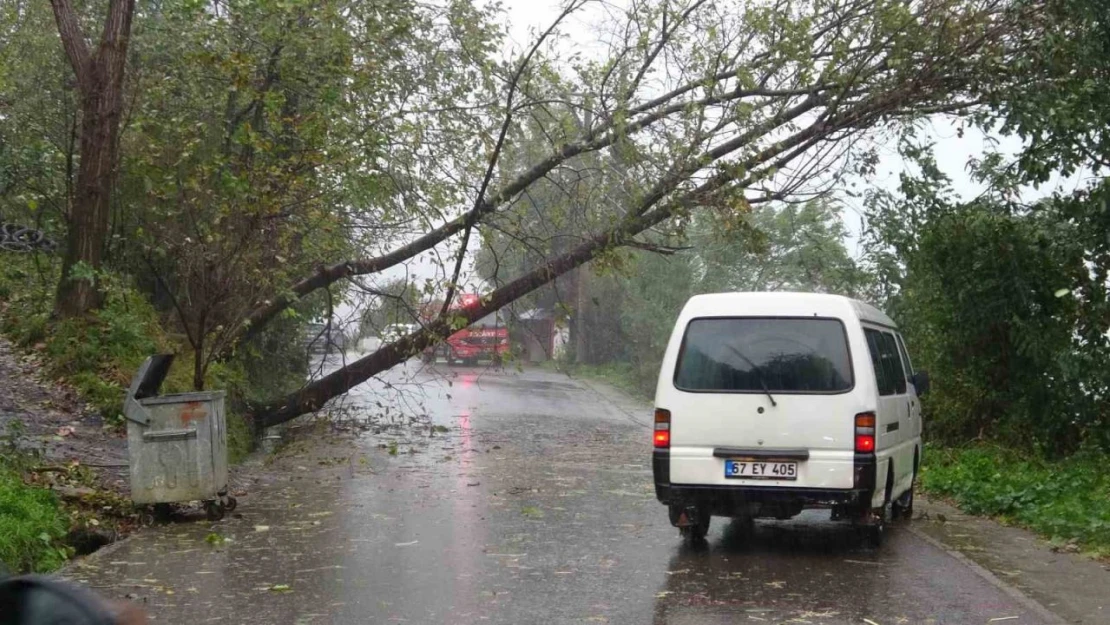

left=867, top=193, right=1109, bottom=454
left=922, top=445, right=1110, bottom=552
left=0, top=468, right=67, bottom=573
left=0, top=428, right=67, bottom=573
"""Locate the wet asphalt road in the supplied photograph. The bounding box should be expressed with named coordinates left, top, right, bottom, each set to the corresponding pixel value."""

left=69, top=360, right=1055, bottom=624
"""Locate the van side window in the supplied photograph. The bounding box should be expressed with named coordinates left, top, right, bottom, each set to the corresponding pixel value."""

left=864, top=329, right=894, bottom=395
left=895, top=333, right=914, bottom=379
left=864, top=329, right=906, bottom=395
left=879, top=332, right=907, bottom=394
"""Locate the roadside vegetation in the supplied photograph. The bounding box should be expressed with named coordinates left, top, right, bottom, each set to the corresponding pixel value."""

left=0, top=450, right=67, bottom=573
left=1, top=256, right=263, bottom=463
left=921, top=446, right=1110, bottom=555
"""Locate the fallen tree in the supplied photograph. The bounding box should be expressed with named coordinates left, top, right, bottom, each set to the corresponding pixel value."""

left=249, top=0, right=1041, bottom=427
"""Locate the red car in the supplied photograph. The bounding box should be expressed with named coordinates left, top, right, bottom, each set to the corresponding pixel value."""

left=422, top=294, right=510, bottom=365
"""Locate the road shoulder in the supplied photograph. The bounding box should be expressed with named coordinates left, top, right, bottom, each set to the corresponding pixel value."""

left=915, top=496, right=1109, bottom=624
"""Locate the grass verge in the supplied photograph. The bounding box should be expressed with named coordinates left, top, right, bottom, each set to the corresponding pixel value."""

left=545, top=360, right=654, bottom=401
left=920, top=444, right=1110, bottom=556
left=0, top=448, right=68, bottom=573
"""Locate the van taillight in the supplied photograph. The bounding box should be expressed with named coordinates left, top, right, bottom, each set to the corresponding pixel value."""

left=855, top=412, right=876, bottom=453
left=654, top=408, right=671, bottom=449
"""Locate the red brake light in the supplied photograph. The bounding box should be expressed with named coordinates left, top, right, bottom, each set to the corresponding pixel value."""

left=855, top=412, right=876, bottom=453
left=654, top=408, right=671, bottom=449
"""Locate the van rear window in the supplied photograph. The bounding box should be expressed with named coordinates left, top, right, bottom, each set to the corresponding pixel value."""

left=674, top=318, right=853, bottom=393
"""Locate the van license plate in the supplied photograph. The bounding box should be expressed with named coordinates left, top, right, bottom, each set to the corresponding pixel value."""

left=725, top=460, right=797, bottom=480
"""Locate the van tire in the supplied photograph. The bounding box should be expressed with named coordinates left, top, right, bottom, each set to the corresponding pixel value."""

left=866, top=463, right=894, bottom=547
left=673, top=507, right=711, bottom=541
left=894, top=486, right=915, bottom=521
left=894, top=452, right=918, bottom=521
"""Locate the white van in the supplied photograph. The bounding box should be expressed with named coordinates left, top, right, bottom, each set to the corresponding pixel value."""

left=652, top=292, right=929, bottom=545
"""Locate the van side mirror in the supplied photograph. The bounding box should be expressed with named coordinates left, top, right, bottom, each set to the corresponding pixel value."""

left=912, top=370, right=931, bottom=396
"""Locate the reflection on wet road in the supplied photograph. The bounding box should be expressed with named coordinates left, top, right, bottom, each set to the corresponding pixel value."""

left=68, top=360, right=1054, bottom=624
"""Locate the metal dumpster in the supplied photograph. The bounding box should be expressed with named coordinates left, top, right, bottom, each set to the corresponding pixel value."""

left=124, top=355, right=236, bottom=520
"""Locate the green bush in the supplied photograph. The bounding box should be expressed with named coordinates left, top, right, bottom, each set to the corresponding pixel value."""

left=0, top=467, right=68, bottom=573
left=921, top=444, right=1110, bottom=552
left=226, top=411, right=253, bottom=465
left=0, top=256, right=317, bottom=465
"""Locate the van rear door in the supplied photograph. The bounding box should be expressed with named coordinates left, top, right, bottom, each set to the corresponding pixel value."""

left=666, top=317, right=862, bottom=489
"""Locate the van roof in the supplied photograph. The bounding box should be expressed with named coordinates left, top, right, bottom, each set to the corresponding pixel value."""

left=682, top=291, right=896, bottom=328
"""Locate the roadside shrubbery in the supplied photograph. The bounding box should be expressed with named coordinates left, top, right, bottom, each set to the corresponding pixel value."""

left=0, top=429, right=68, bottom=573
left=0, top=466, right=68, bottom=573
left=0, top=255, right=273, bottom=461
left=920, top=444, right=1110, bottom=554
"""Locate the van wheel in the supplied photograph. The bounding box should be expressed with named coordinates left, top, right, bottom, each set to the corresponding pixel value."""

left=672, top=506, right=711, bottom=541
left=893, top=453, right=918, bottom=522
left=894, top=479, right=915, bottom=521
left=865, top=510, right=886, bottom=548
left=866, top=464, right=894, bottom=547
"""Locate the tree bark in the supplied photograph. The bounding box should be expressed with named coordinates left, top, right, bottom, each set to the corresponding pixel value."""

left=50, top=0, right=136, bottom=317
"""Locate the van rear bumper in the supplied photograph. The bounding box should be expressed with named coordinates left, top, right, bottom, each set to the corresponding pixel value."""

left=654, top=450, right=875, bottom=511
left=657, top=483, right=869, bottom=508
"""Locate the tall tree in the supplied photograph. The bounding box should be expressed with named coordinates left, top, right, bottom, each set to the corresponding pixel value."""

left=863, top=0, right=1110, bottom=453
left=49, top=0, right=135, bottom=317
left=249, top=0, right=1040, bottom=427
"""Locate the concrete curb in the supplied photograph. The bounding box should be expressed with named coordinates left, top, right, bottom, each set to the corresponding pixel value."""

left=906, top=524, right=1067, bottom=625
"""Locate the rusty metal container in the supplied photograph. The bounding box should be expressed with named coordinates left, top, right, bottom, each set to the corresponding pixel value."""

left=124, top=355, right=235, bottom=520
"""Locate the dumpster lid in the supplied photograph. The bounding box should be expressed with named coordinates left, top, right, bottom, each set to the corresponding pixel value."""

left=129, top=354, right=175, bottom=400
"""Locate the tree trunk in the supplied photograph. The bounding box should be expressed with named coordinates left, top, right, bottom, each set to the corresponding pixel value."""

left=574, top=267, right=588, bottom=364
left=50, top=0, right=136, bottom=318
left=252, top=203, right=680, bottom=428
left=193, top=338, right=206, bottom=392
left=55, top=90, right=117, bottom=315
